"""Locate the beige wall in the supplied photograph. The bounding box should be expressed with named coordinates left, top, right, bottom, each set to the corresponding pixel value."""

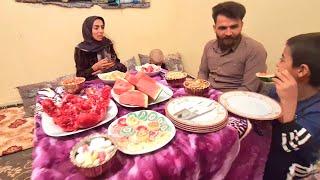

left=1, top=0, right=320, bottom=105
left=175, top=0, right=320, bottom=76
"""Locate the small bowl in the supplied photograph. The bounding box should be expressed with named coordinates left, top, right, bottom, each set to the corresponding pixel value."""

left=165, top=71, right=188, bottom=87
left=69, top=134, right=117, bottom=178
left=135, top=63, right=161, bottom=77
left=183, top=79, right=210, bottom=96
left=61, top=77, right=86, bottom=94
left=256, top=72, right=276, bottom=82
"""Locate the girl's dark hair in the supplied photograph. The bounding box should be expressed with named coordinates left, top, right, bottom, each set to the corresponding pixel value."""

left=212, top=1, right=246, bottom=23
left=287, top=32, right=320, bottom=87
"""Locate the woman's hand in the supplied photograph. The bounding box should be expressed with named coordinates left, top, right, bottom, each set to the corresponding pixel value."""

left=273, top=70, right=298, bottom=123
left=92, top=70, right=102, bottom=76
left=92, top=59, right=115, bottom=71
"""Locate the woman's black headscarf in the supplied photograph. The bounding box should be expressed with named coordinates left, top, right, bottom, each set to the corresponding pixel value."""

left=77, top=16, right=112, bottom=52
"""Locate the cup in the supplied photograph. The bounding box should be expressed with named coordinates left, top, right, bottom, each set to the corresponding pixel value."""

left=101, top=47, right=116, bottom=62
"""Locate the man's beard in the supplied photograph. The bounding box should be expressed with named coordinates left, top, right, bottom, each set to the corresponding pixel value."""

left=217, top=34, right=242, bottom=51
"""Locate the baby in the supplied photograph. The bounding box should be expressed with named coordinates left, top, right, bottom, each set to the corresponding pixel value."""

left=149, top=49, right=166, bottom=69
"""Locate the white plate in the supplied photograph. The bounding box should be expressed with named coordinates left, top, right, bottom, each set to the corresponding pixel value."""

left=135, top=64, right=161, bottom=77
left=107, top=110, right=176, bottom=155
left=97, top=71, right=126, bottom=84
left=41, top=100, right=118, bottom=137
left=111, top=83, right=173, bottom=108
left=218, top=91, right=282, bottom=120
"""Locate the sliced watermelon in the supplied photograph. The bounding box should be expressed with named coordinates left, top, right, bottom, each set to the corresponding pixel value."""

left=113, top=78, right=135, bottom=95
left=125, top=72, right=149, bottom=86
left=125, top=72, right=162, bottom=100
left=135, top=74, right=163, bottom=100
left=119, top=90, right=148, bottom=108
left=125, top=72, right=139, bottom=85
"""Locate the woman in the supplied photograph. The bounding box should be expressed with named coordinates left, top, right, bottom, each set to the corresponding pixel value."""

left=264, top=33, right=320, bottom=179
left=75, top=16, right=127, bottom=81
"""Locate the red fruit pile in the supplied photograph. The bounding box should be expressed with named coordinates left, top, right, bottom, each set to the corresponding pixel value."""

left=41, top=86, right=111, bottom=132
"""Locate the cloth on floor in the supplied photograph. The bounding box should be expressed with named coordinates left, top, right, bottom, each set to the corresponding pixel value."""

left=0, top=107, right=34, bottom=156
left=0, top=148, right=32, bottom=179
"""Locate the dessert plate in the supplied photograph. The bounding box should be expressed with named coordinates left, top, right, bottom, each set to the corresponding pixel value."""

left=107, top=110, right=176, bottom=155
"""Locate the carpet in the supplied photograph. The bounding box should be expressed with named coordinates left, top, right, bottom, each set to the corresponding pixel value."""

left=0, top=106, right=34, bottom=157
left=0, top=148, right=32, bottom=180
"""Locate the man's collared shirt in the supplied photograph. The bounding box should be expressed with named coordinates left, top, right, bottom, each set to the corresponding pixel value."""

left=198, top=35, right=267, bottom=92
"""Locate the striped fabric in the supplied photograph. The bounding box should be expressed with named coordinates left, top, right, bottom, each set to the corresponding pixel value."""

left=281, top=128, right=312, bottom=152
left=286, top=163, right=318, bottom=180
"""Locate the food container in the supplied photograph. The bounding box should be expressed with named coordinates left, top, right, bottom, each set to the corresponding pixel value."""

left=135, top=63, right=161, bottom=76
left=61, top=77, right=85, bottom=94
left=165, top=71, right=188, bottom=87
left=183, top=79, right=210, bottom=96
left=69, top=134, right=117, bottom=177
left=97, top=71, right=126, bottom=84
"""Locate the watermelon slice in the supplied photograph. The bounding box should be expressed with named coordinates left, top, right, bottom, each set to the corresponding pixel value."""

left=113, top=78, right=135, bottom=95
left=135, top=73, right=162, bottom=100
left=125, top=72, right=149, bottom=85
left=124, top=72, right=162, bottom=100
left=119, top=90, right=148, bottom=108
left=125, top=72, right=139, bottom=85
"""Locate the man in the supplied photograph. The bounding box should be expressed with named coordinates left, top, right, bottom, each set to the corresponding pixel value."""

left=198, top=1, right=267, bottom=92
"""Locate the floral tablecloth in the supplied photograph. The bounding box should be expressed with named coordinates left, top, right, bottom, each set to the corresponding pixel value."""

left=32, top=77, right=270, bottom=180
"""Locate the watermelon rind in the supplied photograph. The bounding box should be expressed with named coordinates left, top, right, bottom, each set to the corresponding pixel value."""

left=255, top=72, right=276, bottom=82
left=136, top=79, right=163, bottom=100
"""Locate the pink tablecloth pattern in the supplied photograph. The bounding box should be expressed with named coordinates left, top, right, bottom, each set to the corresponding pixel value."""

left=32, top=78, right=242, bottom=180
left=225, top=121, right=272, bottom=180
left=32, top=77, right=273, bottom=180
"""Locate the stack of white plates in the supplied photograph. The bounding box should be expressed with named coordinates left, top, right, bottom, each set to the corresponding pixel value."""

left=165, top=96, right=228, bottom=133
